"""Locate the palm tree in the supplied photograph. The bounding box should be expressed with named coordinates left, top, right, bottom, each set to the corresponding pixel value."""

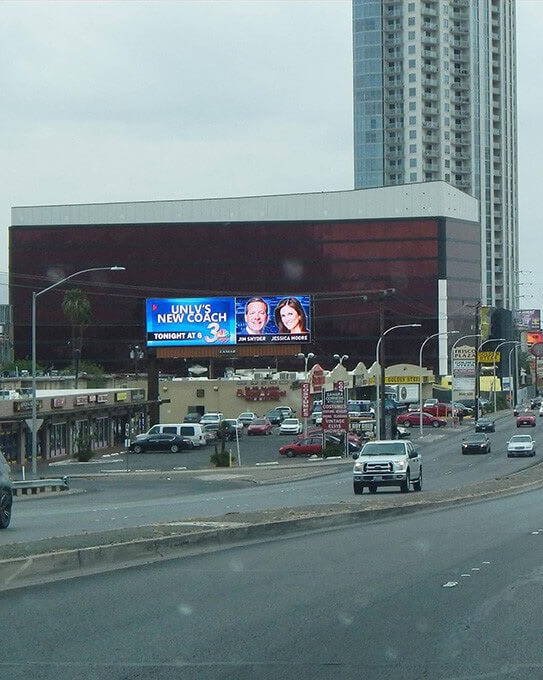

left=62, top=289, right=91, bottom=382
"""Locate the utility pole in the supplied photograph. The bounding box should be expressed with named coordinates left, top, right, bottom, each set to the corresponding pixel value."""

left=473, top=300, right=482, bottom=421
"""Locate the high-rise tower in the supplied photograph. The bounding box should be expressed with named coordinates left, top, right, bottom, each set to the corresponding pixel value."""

left=353, top=0, right=518, bottom=309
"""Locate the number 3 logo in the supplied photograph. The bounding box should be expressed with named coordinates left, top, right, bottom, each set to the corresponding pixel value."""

left=204, top=322, right=219, bottom=343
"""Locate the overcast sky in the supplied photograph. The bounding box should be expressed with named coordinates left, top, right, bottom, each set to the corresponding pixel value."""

left=1, top=0, right=541, bottom=315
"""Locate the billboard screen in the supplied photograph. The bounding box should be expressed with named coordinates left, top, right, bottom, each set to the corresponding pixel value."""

left=146, top=295, right=312, bottom=347
left=236, top=294, right=311, bottom=344
left=516, top=309, right=541, bottom=331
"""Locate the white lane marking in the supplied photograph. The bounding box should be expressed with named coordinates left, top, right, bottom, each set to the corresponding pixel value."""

left=471, top=567, right=480, bottom=571
left=461, top=574, right=471, bottom=577
left=443, top=581, right=458, bottom=588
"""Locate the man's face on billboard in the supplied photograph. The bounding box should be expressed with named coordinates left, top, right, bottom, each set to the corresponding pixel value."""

left=245, top=300, right=268, bottom=334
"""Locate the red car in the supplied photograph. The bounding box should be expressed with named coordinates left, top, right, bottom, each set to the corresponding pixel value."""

left=279, top=437, right=323, bottom=457
left=247, top=418, right=273, bottom=435
left=396, top=411, right=447, bottom=428
left=421, top=402, right=454, bottom=416
left=517, top=413, right=536, bottom=428
left=298, top=429, right=362, bottom=447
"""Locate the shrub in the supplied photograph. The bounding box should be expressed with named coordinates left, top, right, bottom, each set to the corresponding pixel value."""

left=73, top=433, right=93, bottom=462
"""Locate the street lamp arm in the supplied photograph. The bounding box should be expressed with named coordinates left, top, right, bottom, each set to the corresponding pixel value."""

left=35, top=266, right=126, bottom=298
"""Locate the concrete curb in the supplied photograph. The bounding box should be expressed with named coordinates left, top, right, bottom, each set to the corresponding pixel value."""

left=2, top=459, right=543, bottom=591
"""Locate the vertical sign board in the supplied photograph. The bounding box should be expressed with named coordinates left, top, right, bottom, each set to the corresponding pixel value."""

left=322, top=389, right=349, bottom=432
left=301, top=382, right=311, bottom=418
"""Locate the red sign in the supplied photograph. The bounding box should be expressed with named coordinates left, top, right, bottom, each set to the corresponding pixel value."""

left=301, top=382, right=311, bottom=418
left=236, top=386, right=287, bottom=401
left=311, top=364, right=325, bottom=388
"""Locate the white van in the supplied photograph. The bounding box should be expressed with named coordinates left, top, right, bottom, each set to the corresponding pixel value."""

left=137, top=423, right=206, bottom=448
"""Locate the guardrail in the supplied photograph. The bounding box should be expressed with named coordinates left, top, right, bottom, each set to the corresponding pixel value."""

left=12, top=477, right=69, bottom=496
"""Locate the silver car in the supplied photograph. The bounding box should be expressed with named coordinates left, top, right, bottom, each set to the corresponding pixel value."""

left=0, top=451, right=12, bottom=529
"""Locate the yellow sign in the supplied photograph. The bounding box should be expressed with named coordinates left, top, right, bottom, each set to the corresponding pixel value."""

left=478, top=351, right=500, bottom=364
left=385, top=376, right=425, bottom=384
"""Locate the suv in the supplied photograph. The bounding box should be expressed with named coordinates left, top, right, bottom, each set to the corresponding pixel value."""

left=0, top=451, right=12, bottom=529
left=200, top=413, right=224, bottom=427
left=352, top=440, right=422, bottom=495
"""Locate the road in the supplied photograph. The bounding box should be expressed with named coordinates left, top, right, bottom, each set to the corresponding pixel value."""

left=1, top=413, right=538, bottom=547
left=2, top=485, right=543, bottom=679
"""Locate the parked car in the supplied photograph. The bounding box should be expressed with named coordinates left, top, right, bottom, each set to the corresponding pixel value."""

left=475, top=417, right=496, bottom=433
left=423, top=398, right=438, bottom=408
left=453, top=402, right=474, bottom=417
left=396, top=425, right=411, bottom=438
left=136, top=423, right=206, bottom=448
left=183, top=412, right=202, bottom=423
left=507, top=434, right=536, bottom=457
left=279, top=434, right=357, bottom=458
left=422, top=402, right=454, bottom=416
left=238, top=411, right=258, bottom=426
left=396, top=411, right=447, bottom=428
left=202, top=423, right=219, bottom=442
left=217, top=419, right=243, bottom=440
left=279, top=436, right=323, bottom=458
left=265, top=408, right=286, bottom=425
left=200, top=412, right=224, bottom=427
left=300, top=429, right=362, bottom=448
left=276, top=406, right=295, bottom=418
left=247, top=418, right=273, bottom=436
left=279, top=418, right=303, bottom=435
left=462, top=433, right=491, bottom=454
left=129, top=433, right=193, bottom=453
left=0, top=450, right=12, bottom=529
left=517, top=413, right=536, bottom=428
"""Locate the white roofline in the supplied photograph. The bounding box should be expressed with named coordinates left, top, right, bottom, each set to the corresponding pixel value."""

left=11, top=182, right=479, bottom=226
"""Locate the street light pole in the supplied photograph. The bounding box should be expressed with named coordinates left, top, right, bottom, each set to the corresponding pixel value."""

left=492, top=340, right=520, bottom=412
left=475, top=337, right=505, bottom=420
left=31, top=266, right=125, bottom=477
left=418, top=331, right=459, bottom=436
left=375, top=323, right=421, bottom=440
left=297, top=352, right=315, bottom=437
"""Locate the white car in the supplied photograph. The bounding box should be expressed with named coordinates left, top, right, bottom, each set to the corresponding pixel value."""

left=279, top=418, right=303, bottom=435
left=238, top=411, right=257, bottom=426
left=539, top=405, right=543, bottom=417
left=507, top=434, right=536, bottom=457
left=200, top=412, right=224, bottom=426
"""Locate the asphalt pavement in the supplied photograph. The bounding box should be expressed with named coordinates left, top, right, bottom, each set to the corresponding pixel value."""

left=4, top=408, right=543, bottom=590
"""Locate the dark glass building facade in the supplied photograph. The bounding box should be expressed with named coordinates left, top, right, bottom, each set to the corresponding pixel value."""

left=9, top=187, right=481, bottom=375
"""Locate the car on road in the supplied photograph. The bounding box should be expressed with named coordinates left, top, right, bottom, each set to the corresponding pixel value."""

left=352, top=439, right=422, bottom=494
left=247, top=418, right=273, bottom=436
left=530, top=397, right=542, bottom=409
left=238, top=411, right=258, bottom=426
left=517, top=413, right=536, bottom=427
left=462, top=433, right=491, bottom=454
left=279, top=418, right=303, bottom=435
left=475, top=417, right=496, bottom=433
left=0, top=451, right=12, bottom=529
left=507, top=434, right=536, bottom=457
left=129, top=433, right=193, bottom=454
left=539, top=405, right=543, bottom=418
left=396, top=411, right=447, bottom=428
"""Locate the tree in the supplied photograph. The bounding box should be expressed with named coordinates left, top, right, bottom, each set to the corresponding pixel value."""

left=62, top=289, right=91, bottom=379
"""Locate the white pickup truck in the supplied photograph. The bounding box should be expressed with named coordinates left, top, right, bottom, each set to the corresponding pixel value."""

left=352, top=440, right=422, bottom=495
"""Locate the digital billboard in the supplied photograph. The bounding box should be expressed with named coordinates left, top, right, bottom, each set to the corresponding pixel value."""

left=516, top=309, right=541, bottom=331
left=146, top=295, right=312, bottom=347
